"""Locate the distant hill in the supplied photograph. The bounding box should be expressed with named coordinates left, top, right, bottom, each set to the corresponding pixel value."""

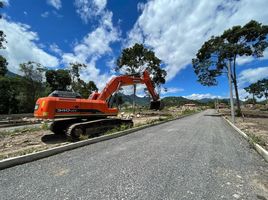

left=197, top=98, right=230, bottom=104
left=6, top=70, right=20, bottom=77
left=119, top=95, right=223, bottom=107
left=198, top=98, right=215, bottom=103
left=120, top=93, right=150, bottom=106
left=161, top=96, right=202, bottom=107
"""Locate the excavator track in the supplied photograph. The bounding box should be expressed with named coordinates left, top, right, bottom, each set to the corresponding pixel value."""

left=50, top=118, right=133, bottom=140
left=50, top=118, right=83, bottom=135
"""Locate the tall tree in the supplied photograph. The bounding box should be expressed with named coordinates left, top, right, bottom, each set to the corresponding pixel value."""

left=87, top=81, right=98, bottom=94
left=46, top=69, right=71, bottom=91
left=259, top=78, right=268, bottom=104
left=73, top=79, right=98, bottom=98
left=69, top=62, right=86, bottom=92
left=116, top=43, right=166, bottom=112
left=20, top=61, right=46, bottom=112
left=68, top=62, right=98, bottom=98
left=192, top=20, right=268, bottom=115
left=0, top=76, right=11, bottom=113
left=0, top=1, right=8, bottom=77
left=69, top=62, right=86, bottom=83
left=0, top=1, right=7, bottom=47
left=244, top=81, right=263, bottom=105
left=0, top=56, right=7, bottom=76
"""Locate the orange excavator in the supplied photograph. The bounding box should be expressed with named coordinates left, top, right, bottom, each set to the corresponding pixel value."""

left=34, top=70, right=163, bottom=139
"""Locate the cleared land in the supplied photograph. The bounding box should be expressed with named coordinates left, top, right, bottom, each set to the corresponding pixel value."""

left=219, top=108, right=268, bottom=150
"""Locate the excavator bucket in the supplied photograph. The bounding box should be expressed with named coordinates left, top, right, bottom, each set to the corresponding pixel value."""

left=150, top=100, right=164, bottom=110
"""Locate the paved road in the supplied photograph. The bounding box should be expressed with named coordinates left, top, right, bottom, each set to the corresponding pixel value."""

left=1, top=109, right=267, bottom=200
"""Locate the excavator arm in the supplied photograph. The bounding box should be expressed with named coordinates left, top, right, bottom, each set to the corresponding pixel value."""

left=96, top=70, right=162, bottom=110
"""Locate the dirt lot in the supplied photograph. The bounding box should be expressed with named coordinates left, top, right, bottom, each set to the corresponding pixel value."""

left=0, top=110, right=186, bottom=160
left=220, top=109, right=268, bottom=150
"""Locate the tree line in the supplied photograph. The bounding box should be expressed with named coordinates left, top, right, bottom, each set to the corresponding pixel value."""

left=0, top=61, right=98, bottom=114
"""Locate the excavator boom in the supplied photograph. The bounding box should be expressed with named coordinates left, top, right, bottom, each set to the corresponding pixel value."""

left=97, top=70, right=159, bottom=101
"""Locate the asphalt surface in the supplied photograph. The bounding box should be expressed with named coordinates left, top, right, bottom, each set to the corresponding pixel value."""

left=0, top=109, right=267, bottom=200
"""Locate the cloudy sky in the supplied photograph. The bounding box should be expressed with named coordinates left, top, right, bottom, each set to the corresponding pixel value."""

left=0, top=0, right=268, bottom=100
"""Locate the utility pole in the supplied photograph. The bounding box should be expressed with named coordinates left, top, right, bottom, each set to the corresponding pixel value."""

left=133, top=84, right=136, bottom=114
left=227, top=60, right=235, bottom=123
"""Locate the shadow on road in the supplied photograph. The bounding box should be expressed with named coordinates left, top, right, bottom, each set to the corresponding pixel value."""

left=41, top=134, right=68, bottom=144
left=204, top=114, right=222, bottom=117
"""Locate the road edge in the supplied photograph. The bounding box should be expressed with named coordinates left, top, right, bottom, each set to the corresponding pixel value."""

left=222, top=116, right=268, bottom=162
left=0, top=112, right=199, bottom=170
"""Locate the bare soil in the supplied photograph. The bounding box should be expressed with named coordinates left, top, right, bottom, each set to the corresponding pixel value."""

left=219, top=109, right=268, bottom=150
left=0, top=129, right=69, bottom=160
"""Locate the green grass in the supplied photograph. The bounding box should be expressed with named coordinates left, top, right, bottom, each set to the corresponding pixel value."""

left=182, top=109, right=197, bottom=115
left=248, top=133, right=266, bottom=148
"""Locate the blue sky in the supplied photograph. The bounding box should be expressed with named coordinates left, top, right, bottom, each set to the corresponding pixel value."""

left=0, top=0, right=268, bottom=100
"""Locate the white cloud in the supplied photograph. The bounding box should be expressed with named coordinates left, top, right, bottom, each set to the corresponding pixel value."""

left=49, top=43, right=63, bottom=56
left=74, top=0, right=107, bottom=23
left=62, top=11, right=119, bottom=90
left=47, top=0, right=61, bottom=10
left=94, top=0, right=106, bottom=11
left=238, top=66, right=268, bottom=86
left=162, top=87, right=184, bottom=94
left=41, top=11, right=63, bottom=18
left=137, top=2, right=145, bottom=12
left=183, top=93, right=224, bottom=100
left=1, top=0, right=9, bottom=6
left=237, top=49, right=268, bottom=65
left=0, top=19, right=59, bottom=73
left=41, top=11, right=50, bottom=18
left=128, top=0, right=268, bottom=81
left=121, top=84, right=149, bottom=97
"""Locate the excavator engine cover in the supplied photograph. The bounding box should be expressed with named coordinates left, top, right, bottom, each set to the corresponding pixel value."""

left=150, top=100, right=164, bottom=110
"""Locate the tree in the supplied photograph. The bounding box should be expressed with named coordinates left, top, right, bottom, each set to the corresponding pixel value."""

left=0, top=76, right=21, bottom=114
left=87, top=81, right=98, bottom=94
left=0, top=2, right=7, bottom=77
left=0, top=30, right=6, bottom=49
left=67, top=62, right=98, bottom=98
left=0, top=76, right=11, bottom=113
left=69, top=62, right=86, bottom=83
left=69, top=62, right=85, bottom=93
left=192, top=20, right=268, bottom=115
left=116, top=43, right=167, bottom=112
left=244, top=81, right=263, bottom=105
left=258, top=78, right=268, bottom=104
left=20, top=61, right=46, bottom=112
left=72, top=79, right=98, bottom=98
left=46, top=69, right=72, bottom=91
left=0, top=2, right=7, bottom=46
left=110, top=93, right=124, bottom=109
left=0, top=55, right=7, bottom=76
